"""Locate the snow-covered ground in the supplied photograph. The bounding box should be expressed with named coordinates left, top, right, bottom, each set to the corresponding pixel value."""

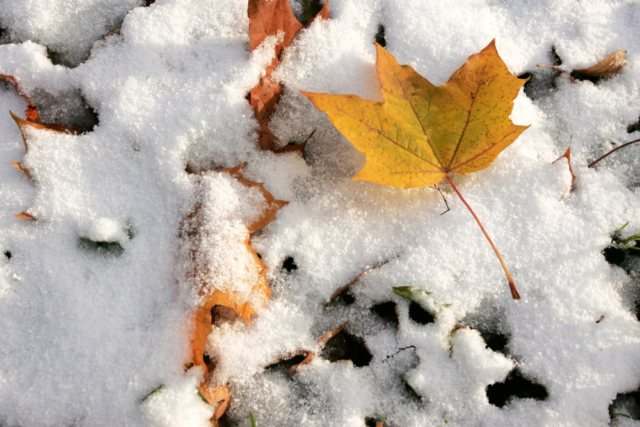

left=2, top=0, right=640, bottom=426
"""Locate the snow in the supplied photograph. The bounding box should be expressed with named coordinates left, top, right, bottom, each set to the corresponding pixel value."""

left=1, top=0, right=640, bottom=426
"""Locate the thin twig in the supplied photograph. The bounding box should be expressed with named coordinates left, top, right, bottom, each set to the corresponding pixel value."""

left=588, top=138, right=640, bottom=168
left=432, top=184, right=450, bottom=215
left=382, top=346, right=416, bottom=363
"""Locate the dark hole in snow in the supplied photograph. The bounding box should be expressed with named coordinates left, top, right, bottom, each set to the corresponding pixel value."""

left=211, top=305, right=242, bottom=327
left=402, top=375, right=423, bottom=402
left=375, top=24, right=386, bottom=47
left=256, top=253, right=262, bottom=259
left=217, top=413, right=231, bottom=427
left=602, top=230, right=640, bottom=274
left=365, top=416, right=384, bottom=427
left=320, top=329, right=373, bottom=367
left=604, top=246, right=627, bottom=266
left=409, top=301, right=435, bottom=325
left=202, top=353, right=216, bottom=373
left=144, top=0, right=155, bottom=6
left=4, top=251, right=11, bottom=260
left=486, top=369, right=548, bottom=408
left=77, top=238, right=124, bottom=256
left=264, top=353, right=308, bottom=373
left=293, top=0, right=325, bottom=26
left=46, top=47, right=66, bottom=67
left=609, top=391, right=640, bottom=421
left=282, top=256, right=297, bottom=272
left=521, top=68, right=558, bottom=101
left=550, top=46, right=563, bottom=66
left=480, top=329, right=509, bottom=354
left=372, top=301, right=398, bottom=327
left=332, top=290, right=356, bottom=306
left=521, top=47, right=561, bottom=101
left=28, top=89, right=100, bottom=133
left=628, top=118, right=640, bottom=134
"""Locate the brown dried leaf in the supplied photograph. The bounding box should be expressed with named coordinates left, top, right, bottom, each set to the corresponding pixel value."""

left=247, top=0, right=329, bottom=151
left=210, top=384, right=231, bottom=425
left=8, top=111, right=81, bottom=223
left=185, top=164, right=285, bottom=374
left=11, top=111, right=80, bottom=149
left=182, top=163, right=285, bottom=421
left=197, top=383, right=231, bottom=427
left=575, top=50, right=626, bottom=77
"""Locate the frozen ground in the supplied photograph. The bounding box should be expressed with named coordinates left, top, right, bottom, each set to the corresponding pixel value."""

left=1, top=0, right=640, bottom=426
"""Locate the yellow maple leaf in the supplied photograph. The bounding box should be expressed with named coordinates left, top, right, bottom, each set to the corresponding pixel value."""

left=301, top=41, right=528, bottom=299
left=301, top=40, right=527, bottom=188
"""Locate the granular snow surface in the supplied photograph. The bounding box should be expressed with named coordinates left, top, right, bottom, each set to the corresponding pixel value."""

left=1, top=0, right=640, bottom=426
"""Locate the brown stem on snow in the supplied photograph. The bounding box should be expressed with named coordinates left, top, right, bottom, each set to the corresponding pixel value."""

left=588, top=138, right=640, bottom=168
left=446, top=175, right=521, bottom=300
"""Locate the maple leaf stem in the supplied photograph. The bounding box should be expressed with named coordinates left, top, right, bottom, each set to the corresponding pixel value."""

left=588, top=138, right=640, bottom=168
left=445, top=175, right=521, bottom=300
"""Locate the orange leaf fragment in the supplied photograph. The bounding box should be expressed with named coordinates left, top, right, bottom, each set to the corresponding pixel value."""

left=11, top=111, right=80, bottom=153
left=1, top=75, right=39, bottom=122
left=185, top=163, right=286, bottom=372
left=301, top=41, right=528, bottom=299
left=3, top=79, right=81, bottom=133
left=247, top=0, right=329, bottom=151
left=196, top=383, right=230, bottom=427
left=9, top=162, right=31, bottom=178
left=552, top=137, right=575, bottom=191
left=9, top=111, right=79, bottom=184
left=211, top=384, right=231, bottom=425
left=13, top=211, right=35, bottom=220
left=181, top=163, right=285, bottom=419
left=575, top=50, right=626, bottom=77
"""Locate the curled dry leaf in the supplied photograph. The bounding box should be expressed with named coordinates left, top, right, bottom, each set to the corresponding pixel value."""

left=247, top=0, right=329, bottom=151
left=552, top=137, right=575, bottom=192
left=181, top=163, right=285, bottom=421
left=302, top=41, right=527, bottom=299
left=537, top=50, right=626, bottom=83
left=290, top=322, right=348, bottom=374
left=574, top=50, right=626, bottom=77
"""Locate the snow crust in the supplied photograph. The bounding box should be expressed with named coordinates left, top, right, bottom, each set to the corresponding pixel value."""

left=1, top=0, right=640, bottom=426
